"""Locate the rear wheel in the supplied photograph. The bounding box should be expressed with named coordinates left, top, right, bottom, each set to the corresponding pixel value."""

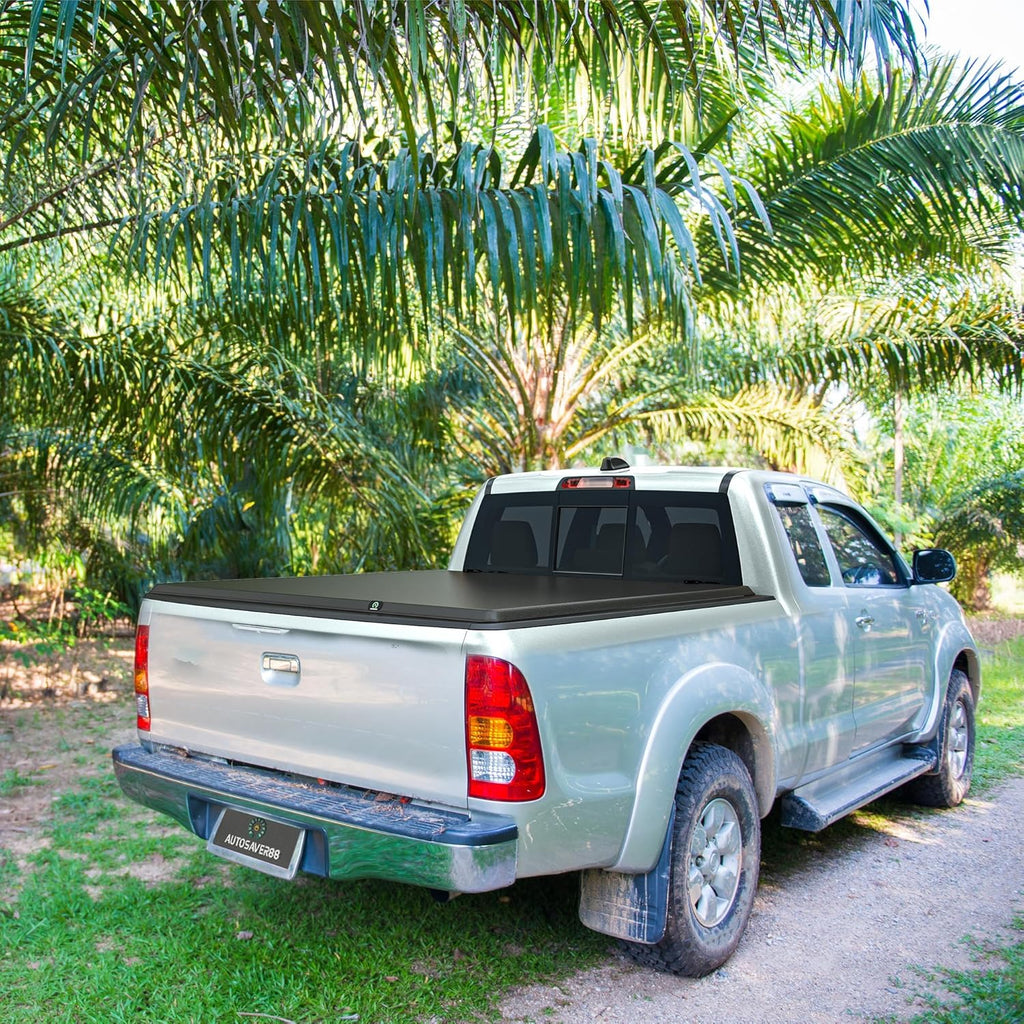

left=624, top=741, right=760, bottom=976
left=904, top=669, right=975, bottom=808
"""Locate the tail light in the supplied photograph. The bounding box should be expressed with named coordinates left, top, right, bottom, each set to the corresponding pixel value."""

left=465, top=655, right=545, bottom=801
left=560, top=476, right=632, bottom=489
left=134, top=624, right=151, bottom=731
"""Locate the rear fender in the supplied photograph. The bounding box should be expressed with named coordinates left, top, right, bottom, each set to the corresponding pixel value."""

left=610, top=663, right=775, bottom=875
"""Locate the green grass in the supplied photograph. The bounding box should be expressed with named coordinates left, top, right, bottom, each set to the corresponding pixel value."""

left=974, top=636, right=1024, bottom=791
left=0, top=774, right=605, bottom=1023
left=886, top=919, right=1024, bottom=1024
left=0, top=767, right=39, bottom=796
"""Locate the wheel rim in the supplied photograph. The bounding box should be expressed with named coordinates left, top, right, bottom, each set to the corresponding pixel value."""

left=686, top=797, right=742, bottom=927
left=945, top=698, right=969, bottom=780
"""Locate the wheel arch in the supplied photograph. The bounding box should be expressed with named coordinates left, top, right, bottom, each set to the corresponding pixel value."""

left=952, top=648, right=981, bottom=707
left=610, top=664, right=776, bottom=875
left=693, top=711, right=773, bottom=813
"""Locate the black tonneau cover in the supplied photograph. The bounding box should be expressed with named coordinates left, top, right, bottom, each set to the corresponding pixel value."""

left=145, top=570, right=770, bottom=628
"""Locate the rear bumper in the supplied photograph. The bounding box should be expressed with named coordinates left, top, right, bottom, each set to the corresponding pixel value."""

left=112, top=744, right=518, bottom=893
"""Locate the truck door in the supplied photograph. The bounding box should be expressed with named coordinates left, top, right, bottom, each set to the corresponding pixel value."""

left=767, top=485, right=856, bottom=777
left=815, top=503, right=931, bottom=754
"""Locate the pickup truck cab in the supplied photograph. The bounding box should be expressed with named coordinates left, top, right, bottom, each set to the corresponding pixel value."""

left=113, top=462, right=978, bottom=976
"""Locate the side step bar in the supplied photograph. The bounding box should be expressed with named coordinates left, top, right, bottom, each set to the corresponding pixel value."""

left=780, top=747, right=936, bottom=832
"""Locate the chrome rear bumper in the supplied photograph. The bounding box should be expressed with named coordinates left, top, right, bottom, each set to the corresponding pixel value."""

left=112, top=744, right=518, bottom=893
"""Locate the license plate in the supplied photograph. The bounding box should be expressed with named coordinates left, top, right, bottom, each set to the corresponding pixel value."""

left=207, top=807, right=305, bottom=880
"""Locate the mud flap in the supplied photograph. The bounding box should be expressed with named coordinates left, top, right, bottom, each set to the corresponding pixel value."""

left=578, top=806, right=674, bottom=944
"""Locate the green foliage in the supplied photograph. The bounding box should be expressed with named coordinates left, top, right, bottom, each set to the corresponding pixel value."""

left=0, top=767, right=38, bottom=796
left=856, top=392, right=1024, bottom=608
left=706, top=59, right=1024, bottom=291
left=0, top=2, right=1021, bottom=602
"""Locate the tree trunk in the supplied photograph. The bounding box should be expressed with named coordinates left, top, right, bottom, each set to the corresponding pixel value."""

left=893, top=387, right=905, bottom=550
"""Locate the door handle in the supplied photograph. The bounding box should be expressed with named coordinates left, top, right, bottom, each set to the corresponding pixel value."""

left=855, top=615, right=875, bottom=631
left=915, top=609, right=932, bottom=630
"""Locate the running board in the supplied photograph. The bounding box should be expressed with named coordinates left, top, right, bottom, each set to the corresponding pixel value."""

left=780, top=747, right=936, bottom=832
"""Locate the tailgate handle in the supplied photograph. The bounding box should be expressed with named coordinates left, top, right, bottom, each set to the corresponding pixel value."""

left=261, top=652, right=301, bottom=686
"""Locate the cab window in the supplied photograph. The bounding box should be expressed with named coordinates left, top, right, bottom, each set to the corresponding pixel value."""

left=773, top=502, right=832, bottom=587
left=817, top=505, right=902, bottom=587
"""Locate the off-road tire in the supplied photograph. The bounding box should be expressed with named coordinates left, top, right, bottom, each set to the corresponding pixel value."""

left=623, top=741, right=760, bottom=977
left=904, top=669, right=975, bottom=808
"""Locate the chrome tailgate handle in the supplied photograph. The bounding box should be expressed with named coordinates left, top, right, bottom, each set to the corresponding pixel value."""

left=261, top=652, right=301, bottom=686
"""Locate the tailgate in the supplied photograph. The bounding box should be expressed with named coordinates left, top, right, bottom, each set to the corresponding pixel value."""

left=142, top=599, right=470, bottom=807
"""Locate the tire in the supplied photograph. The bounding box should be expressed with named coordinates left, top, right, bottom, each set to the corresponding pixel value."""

left=623, top=742, right=761, bottom=977
left=904, top=669, right=975, bottom=808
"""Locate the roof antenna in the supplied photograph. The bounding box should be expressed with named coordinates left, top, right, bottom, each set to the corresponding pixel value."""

left=600, top=456, right=631, bottom=472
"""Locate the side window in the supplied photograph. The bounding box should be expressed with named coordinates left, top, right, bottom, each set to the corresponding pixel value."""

left=817, top=505, right=902, bottom=587
left=772, top=503, right=832, bottom=587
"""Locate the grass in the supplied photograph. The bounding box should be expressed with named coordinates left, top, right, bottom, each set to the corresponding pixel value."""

left=883, top=919, right=1024, bottom=1024
left=973, top=636, right=1024, bottom=791
left=1, top=633, right=1021, bottom=1022
left=0, top=768, right=39, bottom=796
left=0, top=766, right=605, bottom=1023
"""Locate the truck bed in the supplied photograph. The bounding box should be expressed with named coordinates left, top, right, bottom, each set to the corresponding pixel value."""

left=145, top=570, right=768, bottom=627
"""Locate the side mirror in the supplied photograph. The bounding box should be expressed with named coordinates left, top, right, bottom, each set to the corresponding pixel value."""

left=912, top=548, right=957, bottom=584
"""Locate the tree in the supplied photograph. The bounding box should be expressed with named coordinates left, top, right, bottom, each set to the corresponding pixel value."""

left=856, top=391, right=1024, bottom=609
left=6, top=2, right=1023, bottom=605
left=445, top=302, right=857, bottom=479
left=1, top=1, right=922, bottom=338
left=691, top=56, right=1023, bottom=517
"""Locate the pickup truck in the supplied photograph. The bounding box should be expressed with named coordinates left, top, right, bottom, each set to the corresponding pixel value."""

left=112, top=461, right=978, bottom=976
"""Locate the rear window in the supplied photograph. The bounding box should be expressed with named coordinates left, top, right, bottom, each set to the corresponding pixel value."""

left=464, top=489, right=740, bottom=584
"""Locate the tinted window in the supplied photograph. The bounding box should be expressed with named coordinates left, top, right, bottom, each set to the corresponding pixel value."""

left=773, top=503, right=831, bottom=587
left=818, top=505, right=902, bottom=586
left=464, top=489, right=740, bottom=584
left=465, top=495, right=555, bottom=572
left=631, top=498, right=731, bottom=582
left=555, top=506, right=628, bottom=573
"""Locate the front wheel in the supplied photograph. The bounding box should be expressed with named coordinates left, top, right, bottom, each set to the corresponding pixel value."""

left=624, top=742, right=761, bottom=977
left=904, top=669, right=975, bottom=808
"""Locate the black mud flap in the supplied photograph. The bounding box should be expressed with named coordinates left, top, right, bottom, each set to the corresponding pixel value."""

left=577, top=806, right=674, bottom=944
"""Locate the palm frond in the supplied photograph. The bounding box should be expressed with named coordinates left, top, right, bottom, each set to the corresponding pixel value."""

left=775, top=286, right=1024, bottom=392
left=699, top=57, right=1024, bottom=293
left=1, top=2, right=923, bottom=159
left=569, top=383, right=858, bottom=482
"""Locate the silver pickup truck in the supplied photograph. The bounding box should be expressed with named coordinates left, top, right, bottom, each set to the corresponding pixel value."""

left=112, top=461, right=978, bottom=976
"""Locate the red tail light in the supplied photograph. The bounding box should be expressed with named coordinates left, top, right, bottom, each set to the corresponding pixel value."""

left=134, top=624, right=151, bottom=731
left=465, top=655, right=545, bottom=801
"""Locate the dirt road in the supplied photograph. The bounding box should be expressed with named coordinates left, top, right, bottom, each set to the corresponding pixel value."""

left=502, top=778, right=1024, bottom=1023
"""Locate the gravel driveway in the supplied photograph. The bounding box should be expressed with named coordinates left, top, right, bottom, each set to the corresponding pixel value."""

left=501, top=777, right=1024, bottom=1023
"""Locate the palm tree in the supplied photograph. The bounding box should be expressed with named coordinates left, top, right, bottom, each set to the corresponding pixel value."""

left=691, top=56, right=1023, bottom=506
left=8, top=2, right=1023, bottom=603
left=445, top=302, right=857, bottom=479
left=696, top=57, right=1024, bottom=389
